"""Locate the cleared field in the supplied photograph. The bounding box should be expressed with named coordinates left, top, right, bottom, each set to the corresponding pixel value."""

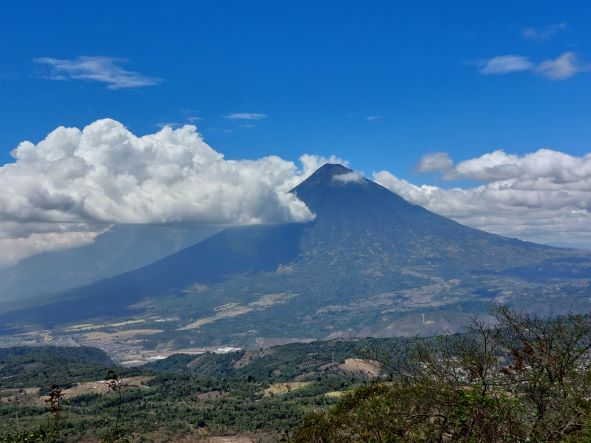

left=178, top=293, right=296, bottom=331
left=0, top=387, right=40, bottom=404
left=81, top=329, right=163, bottom=340
left=178, top=306, right=254, bottom=330
left=324, top=390, right=351, bottom=398
left=64, top=319, right=147, bottom=332
left=337, top=358, right=380, bottom=377
left=197, top=390, right=224, bottom=400
left=62, top=375, right=153, bottom=398
left=1, top=376, right=152, bottom=407
left=262, top=382, right=310, bottom=396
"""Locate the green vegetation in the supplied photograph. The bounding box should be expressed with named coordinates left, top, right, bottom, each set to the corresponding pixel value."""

left=146, top=338, right=399, bottom=381
left=0, top=339, right=385, bottom=441
left=295, top=307, right=591, bottom=442
left=0, top=346, right=118, bottom=393
left=5, top=308, right=591, bottom=441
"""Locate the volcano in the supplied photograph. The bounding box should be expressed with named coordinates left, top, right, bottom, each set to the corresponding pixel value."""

left=3, top=164, right=591, bottom=348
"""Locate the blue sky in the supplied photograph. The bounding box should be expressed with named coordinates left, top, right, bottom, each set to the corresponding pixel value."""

left=1, top=0, right=590, bottom=184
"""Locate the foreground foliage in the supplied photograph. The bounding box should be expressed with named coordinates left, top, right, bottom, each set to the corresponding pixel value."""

left=4, top=308, right=591, bottom=442
left=294, top=307, right=591, bottom=442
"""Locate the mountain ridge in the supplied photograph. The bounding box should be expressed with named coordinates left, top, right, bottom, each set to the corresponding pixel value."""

left=1, top=164, right=590, bottom=352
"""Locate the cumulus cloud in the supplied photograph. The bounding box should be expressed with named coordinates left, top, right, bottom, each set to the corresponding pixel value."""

left=448, top=149, right=591, bottom=182
left=374, top=148, right=591, bottom=247
left=417, top=152, right=454, bottom=173
left=332, top=171, right=364, bottom=184
left=298, top=154, right=349, bottom=177
left=477, top=52, right=589, bottom=80
left=535, top=52, right=585, bottom=80
left=0, top=119, right=346, bottom=267
left=4, top=118, right=590, bottom=266
left=34, top=56, right=161, bottom=89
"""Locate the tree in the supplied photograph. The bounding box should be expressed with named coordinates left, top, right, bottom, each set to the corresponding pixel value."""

left=102, top=370, right=128, bottom=443
left=294, top=307, right=591, bottom=442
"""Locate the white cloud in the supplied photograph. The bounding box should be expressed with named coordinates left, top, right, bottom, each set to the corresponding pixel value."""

left=522, top=23, right=566, bottom=42
left=224, top=113, right=267, bottom=120
left=0, top=119, right=348, bottom=267
left=34, top=56, right=161, bottom=89
left=417, top=152, right=454, bottom=173
left=449, top=149, right=591, bottom=182
left=332, top=171, right=364, bottom=184
left=4, top=119, right=590, bottom=266
left=297, top=154, right=349, bottom=178
left=478, top=55, right=534, bottom=75
left=0, top=222, right=100, bottom=267
left=375, top=148, right=591, bottom=247
left=156, top=122, right=184, bottom=129
left=366, top=115, right=381, bottom=121
left=535, top=52, right=585, bottom=80
left=477, top=52, right=589, bottom=81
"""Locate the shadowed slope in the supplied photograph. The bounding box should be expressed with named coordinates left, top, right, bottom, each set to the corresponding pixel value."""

left=0, top=225, right=219, bottom=302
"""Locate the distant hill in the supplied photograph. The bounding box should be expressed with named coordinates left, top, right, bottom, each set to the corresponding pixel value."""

left=0, top=224, right=218, bottom=304
left=2, top=164, right=591, bottom=349
left=145, top=338, right=404, bottom=381
left=0, top=340, right=393, bottom=440
left=0, top=346, right=115, bottom=392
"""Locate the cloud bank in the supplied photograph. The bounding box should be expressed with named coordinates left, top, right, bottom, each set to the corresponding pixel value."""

left=374, top=149, right=591, bottom=247
left=2, top=118, right=590, bottom=266
left=417, top=152, right=454, bottom=173
left=0, top=119, right=346, bottom=267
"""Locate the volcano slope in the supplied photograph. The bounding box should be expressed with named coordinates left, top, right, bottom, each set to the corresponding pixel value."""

left=0, top=224, right=218, bottom=304
left=2, top=164, right=591, bottom=350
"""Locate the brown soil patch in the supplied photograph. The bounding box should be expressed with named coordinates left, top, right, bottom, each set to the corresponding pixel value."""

left=324, top=390, right=347, bottom=398
left=81, top=329, right=163, bottom=340
left=336, top=358, right=380, bottom=377
left=62, top=376, right=153, bottom=398
left=197, top=390, right=224, bottom=400
left=171, top=434, right=264, bottom=443
left=262, top=382, right=310, bottom=396
left=178, top=306, right=254, bottom=331
left=0, top=387, right=40, bottom=404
